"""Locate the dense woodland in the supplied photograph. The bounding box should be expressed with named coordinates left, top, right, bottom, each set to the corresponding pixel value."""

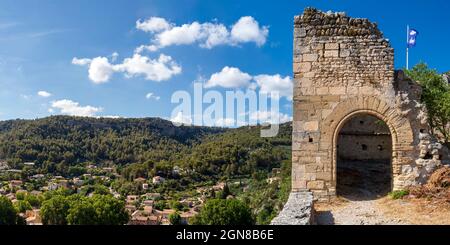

left=0, top=116, right=290, bottom=178
left=0, top=116, right=292, bottom=224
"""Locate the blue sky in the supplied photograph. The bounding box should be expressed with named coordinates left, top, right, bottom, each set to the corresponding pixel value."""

left=0, top=0, right=449, bottom=124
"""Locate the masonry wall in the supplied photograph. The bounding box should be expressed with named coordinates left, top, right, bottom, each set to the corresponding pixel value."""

left=292, top=8, right=444, bottom=202
left=338, top=115, right=392, bottom=161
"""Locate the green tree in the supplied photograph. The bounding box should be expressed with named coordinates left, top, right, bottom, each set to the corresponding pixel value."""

left=0, top=196, right=18, bottom=225
left=154, top=200, right=167, bottom=211
left=91, top=195, right=130, bottom=225
left=15, top=192, right=26, bottom=201
left=169, top=200, right=184, bottom=211
left=192, top=199, right=254, bottom=225
left=41, top=195, right=71, bottom=225
left=169, top=212, right=182, bottom=225
left=15, top=200, right=32, bottom=213
left=25, top=194, right=42, bottom=208
left=406, top=63, right=450, bottom=143
left=66, top=197, right=97, bottom=225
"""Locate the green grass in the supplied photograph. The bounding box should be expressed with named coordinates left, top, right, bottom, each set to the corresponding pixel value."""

left=389, top=190, right=409, bottom=199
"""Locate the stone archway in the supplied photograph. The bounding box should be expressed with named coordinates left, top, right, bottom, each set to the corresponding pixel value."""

left=335, top=113, right=393, bottom=199
left=318, top=97, right=415, bottom=200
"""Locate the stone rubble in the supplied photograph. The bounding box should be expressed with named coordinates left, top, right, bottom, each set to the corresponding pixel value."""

left=270, top=191, right=314, bottom=225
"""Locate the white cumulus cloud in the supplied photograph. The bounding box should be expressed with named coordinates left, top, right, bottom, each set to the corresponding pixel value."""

left=136, top=17, right=172, bottom=33
left=72, top=53, right=181, bottom=84
left=205, top=66, right=252, bottom=88
left=145, top=92, right=161, bottom=100
left=250, top=111, right=292, bottom=124
left=135, top=16, right=269, bottom=52
left=254, top=74, right=293, bottom=101
left=37, top=91, right=52, bottom=98
left=115, top=54, right=181, bottom=82
left=51, top=99, right=102, bottom=117
left=72, top=57, right=92, bottom=66
left=171, top=112, right=192, bottom=126
left=215, top=118, right=237, bottom=127
left=204, top=67, right=293, bottom=100
left=88, top=57, right=115, bottom=83
left=231, top=16, right=269, bottom=46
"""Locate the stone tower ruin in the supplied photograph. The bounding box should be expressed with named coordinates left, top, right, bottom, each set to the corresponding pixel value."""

left=291, top=8, right=445, bottom=202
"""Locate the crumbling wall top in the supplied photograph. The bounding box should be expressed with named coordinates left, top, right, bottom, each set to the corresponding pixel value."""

left=295, top=8, right=384, bottom=39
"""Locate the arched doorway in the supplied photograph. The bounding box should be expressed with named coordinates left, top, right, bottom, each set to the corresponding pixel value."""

left=336, top=114, right=393, bottom=199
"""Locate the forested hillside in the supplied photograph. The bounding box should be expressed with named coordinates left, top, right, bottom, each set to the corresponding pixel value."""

left=0, top=116, right=292, bottom=224
left=0, top=116, right=290, bottom=178
left=0, top=116, right=225, bottom=174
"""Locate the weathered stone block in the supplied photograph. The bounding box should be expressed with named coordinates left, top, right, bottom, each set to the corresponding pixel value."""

left=324, top=50, right=339, bottom=57
left=307, top=180, right=325, bottom=190
left=329, top=87, right=346, bottom=95
left=340, top=49, right=351, bottom=57
left=325, top=43, right=339, bottom=50
left=302, top=54, right=319, bottom=62
left=303, top=121, right=319, bottom=131
left=316, top=87, right=329, bottom=95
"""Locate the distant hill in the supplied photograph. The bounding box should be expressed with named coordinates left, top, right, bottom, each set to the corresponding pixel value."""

left=0, top=116, right=292, bottom=178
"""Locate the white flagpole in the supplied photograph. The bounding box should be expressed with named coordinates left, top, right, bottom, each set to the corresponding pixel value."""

left=406, top=25, right=409, bottom=70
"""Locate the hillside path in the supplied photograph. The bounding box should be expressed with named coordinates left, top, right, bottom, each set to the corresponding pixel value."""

left=315, top=197, right=407, bottom=225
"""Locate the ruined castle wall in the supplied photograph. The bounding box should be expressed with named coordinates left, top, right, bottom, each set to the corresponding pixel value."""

left=292, top=8, right=443, bottom=201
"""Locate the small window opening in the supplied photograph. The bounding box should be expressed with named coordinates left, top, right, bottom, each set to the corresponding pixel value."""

left=362, top=144, right=368, bottom=151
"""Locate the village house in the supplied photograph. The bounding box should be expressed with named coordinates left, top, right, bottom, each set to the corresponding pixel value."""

left=109, top=188, right=121, bottom=199
left=143, top=205, right=153, bottom=214
left=126, top=195, right=139, bottom=207
left=6, top=169, right=22, bottom=174
left=31, top=174, right=45, bottom=180
left=82, top=173, right=92, bottom=179
left=0, top=160, right=8, bottom=171
left=141, top=193, right=161, bottom=200
left=142, top=200, right=154, bottom=207
left=30, top=190, right=42, bottom=196
left=180, top=198, right=198, bottom=208
left=152, top=176, right=165, bottom=185
left=72, top=177, right=84, bottom=187
left=6, top=193, right=15, bottom=200
left=129, top=210, right=160, bottom=225
left=155, top=209, right=176, bottom=225
left=125, top=205, right=137, bottom=213
left=25, top=209, right=42, bottom=225
left=267, top=176, right=281, bottom=184
left=102, top=167, right=114, bottom=173
left=9, top=180, right=23, bottom=189
left=134, top=177, right=146, bottom=182
left=47, top=179, right=69, bottom=191
left=212, top=182, right=226, bottom=191
left=180, top=210, right=198, bottom=225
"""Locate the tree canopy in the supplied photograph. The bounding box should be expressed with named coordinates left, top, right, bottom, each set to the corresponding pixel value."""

left=406, top=63, right=450, bottom=144
left=191, top=199, right=255, bottom=225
